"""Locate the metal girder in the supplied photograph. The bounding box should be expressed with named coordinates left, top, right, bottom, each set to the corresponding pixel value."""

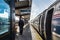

left=15, top=5, right=30, bottom=9
left=15, top=1, right=29, bottom=9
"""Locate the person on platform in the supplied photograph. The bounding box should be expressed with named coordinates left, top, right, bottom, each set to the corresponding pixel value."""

left=19, top=16, right=24, bottom=35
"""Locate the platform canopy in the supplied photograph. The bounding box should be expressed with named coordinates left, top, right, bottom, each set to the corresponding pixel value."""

left=15, top=1, right=29, bottom=9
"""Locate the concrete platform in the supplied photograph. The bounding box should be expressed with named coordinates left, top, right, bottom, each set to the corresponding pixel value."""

left=15, top=24, right=42, bottom=40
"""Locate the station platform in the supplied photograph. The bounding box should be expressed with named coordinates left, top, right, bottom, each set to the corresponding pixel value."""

left=15, top=23, right=42, bottom=40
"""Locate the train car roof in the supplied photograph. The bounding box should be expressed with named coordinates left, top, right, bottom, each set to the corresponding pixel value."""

left=39, top=0, right=60, bottom=16
left=47, top=0, right=60, bottom=9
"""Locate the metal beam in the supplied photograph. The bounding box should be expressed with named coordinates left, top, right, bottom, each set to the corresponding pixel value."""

left=15, top=13, right=30, bottom=16
left=15, top=5, right=30, bottom=9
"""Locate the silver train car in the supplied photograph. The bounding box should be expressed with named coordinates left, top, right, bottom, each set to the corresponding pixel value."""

left=31, top=1, right=60, bottom=40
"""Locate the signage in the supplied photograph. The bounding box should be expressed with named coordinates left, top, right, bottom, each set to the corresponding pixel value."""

left=53, top=11, right=60, bottom=19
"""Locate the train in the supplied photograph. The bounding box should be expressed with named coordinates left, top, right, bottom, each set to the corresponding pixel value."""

left=30, top=0, right=60, bottom=40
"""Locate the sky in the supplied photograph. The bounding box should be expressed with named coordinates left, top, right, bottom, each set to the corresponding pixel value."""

left=30, top=0, right=56, bottom=21
left=0, top=0, right=10, bottom=18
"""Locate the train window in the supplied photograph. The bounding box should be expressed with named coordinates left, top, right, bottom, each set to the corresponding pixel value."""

left=45, top=8, right=54, bottom=40
left=0, top=0, right=10, bottom=35
left=52, top=11, right=60, bottom=40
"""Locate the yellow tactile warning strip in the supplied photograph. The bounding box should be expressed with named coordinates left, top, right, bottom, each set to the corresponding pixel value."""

left=30, top=25, right=43, bottom=40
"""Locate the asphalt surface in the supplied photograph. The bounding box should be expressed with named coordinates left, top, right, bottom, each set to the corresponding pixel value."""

left=15, top=24, right=32, bottom=40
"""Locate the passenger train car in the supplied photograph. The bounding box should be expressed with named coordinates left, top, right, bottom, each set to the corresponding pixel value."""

left=31, top=0, right=60, bottom=40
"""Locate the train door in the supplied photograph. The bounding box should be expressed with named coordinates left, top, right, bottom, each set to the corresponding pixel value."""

left=45, top=8, right=54, bottom=40
left=39, top=15, right=42, bottom=35
left=39, top=13, right=45, bottom=40
left=41, top=13, right=45, bottom=40
left=39, top=14, right=44, bottom=39
left=39, top=15, right=41, bottom=34
left=40, top=14, right=43, bottom=35
left=0, top=0, right=15, bottom=40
